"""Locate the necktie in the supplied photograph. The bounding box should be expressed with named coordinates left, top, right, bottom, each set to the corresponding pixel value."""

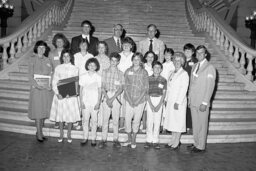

left=85, top=37, right=89, bottom=45
left=149, top=39, right=153, bottom=52
left=117, top=38, right=121, bottom=50
left=195, top=63, right=200, bottom=74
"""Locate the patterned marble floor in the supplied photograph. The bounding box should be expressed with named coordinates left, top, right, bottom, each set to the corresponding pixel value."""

left=1, top=131, right=256, bottom=171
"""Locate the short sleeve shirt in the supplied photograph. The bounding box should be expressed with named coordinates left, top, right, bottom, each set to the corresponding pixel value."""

left=79, top=72, right=101, bottom=106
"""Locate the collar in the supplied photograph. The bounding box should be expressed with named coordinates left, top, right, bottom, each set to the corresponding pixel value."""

left=199, top=58, right=207, bottom=66
left=147, top=37, right=156, bottom=41
left=82, top=34, right=90, bottom=40
left=113, top=36, right=120, bottom=42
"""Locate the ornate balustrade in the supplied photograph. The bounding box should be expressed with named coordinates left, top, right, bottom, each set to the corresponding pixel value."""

left=187, top=0, right=256, bottom=88
left=0, top=0, right=73, bottom=72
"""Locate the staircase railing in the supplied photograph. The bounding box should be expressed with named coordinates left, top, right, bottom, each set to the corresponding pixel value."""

left=0, top=0, right=73, bottom=72
left=186, top=0, right=256, bottom=89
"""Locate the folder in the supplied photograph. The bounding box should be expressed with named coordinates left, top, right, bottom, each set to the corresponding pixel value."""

left=57, top=76, right=79, bottom=98
left=34, top=74, right=51, bottom=88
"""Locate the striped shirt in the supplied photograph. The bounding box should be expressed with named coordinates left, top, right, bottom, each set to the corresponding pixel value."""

left=148, top=75, right=167, bottom=97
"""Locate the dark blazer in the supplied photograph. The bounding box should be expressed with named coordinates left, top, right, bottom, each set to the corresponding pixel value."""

left=104, top=37, right=122, bottom=56
left=70, top=35, right=99, bottom=56
left=183, top=57, right=198, bottom=77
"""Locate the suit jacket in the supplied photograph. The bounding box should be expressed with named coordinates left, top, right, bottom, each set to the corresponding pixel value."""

left=138, top=37, right=165, bottom=63
left=70, top=35, right=99, bottom=56
left=189, top=60, right=216, bottom=107
left=183, top=57, right=198, bottom=77
left=104, top=37, right=122, bottom=56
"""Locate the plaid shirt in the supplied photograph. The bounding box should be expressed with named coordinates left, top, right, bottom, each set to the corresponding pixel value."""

left=124, top=66, right=149, bottom=104
left=102, top=67, right=124, bottom=92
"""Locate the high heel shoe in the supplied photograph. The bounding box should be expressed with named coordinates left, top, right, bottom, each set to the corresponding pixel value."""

left=170, top=142, right=181, bottom=151
left=36, top=132, right=44, bottom=143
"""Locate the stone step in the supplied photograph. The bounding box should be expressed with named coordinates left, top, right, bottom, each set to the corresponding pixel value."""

left=9, top=72, right=28, bottom=81
left=0, top=89, right=29, bottom=100
left=0, top=80, right=30, bottom=90
left=1, top=118, right=256, bottom=143
left=0, top=98, right=28, bottom=111
left=212, top=99, right=256, bottom=109
left=215, top=82, right=245, bottom=91
left=0, top=106, right=256, bottom=131
left=214, top=90, right=256, bottom=99
left=210, top=108, right=256, bottom=119
left=68, top=17, right=189, bottom=25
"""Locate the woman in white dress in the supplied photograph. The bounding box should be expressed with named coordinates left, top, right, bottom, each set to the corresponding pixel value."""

left=50, top=49, right=81, bottom=143
left=163, top=52, right=189, bottom=150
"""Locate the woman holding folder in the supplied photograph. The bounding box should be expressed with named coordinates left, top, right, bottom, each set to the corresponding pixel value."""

left=28, top=40, right=52, bottom=142
left=50, top=49, right=81, bottom=143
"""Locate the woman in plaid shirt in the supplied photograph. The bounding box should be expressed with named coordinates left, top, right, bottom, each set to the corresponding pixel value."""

left=122, top=52, right=149, bottom=149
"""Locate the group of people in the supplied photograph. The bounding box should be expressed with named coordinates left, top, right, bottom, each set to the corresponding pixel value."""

left=28, top=20, right=216, bottom=153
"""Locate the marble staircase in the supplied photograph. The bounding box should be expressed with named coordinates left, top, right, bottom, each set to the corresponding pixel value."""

left=0, top=0, right=256, bottom=143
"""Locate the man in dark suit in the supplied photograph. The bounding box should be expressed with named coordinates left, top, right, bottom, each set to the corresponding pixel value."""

left=70, top=20, right=99, bottom=56
left=183, top=43, right=198, bottom=134
left=188, top=45, right=216, bottom=153
left=104, top=24, right=123, bottom=56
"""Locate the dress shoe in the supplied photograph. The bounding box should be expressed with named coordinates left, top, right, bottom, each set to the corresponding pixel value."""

left=91, top=140, right=97, bottom=147
left=191, top=147, right=205, bottom=153
left=113, top=140, right=121, bottom=148
left=187, top=144, right=195, bottom=150
left=98, top=141, right=107, bottom=149
left=144, top=142, right=151, bottom=149
left=36, top=137, right=44, bottom=143
left=131, top=143, right=136, bottom=149
left=164, top=144, right=173, bottom=148
left=121, top=141, right=131, bottom=147
left=67, top=139, right=72, bottom=143
left=42, top=136, right=48, bottom=141
left=153, top=143, right=161, bottom=149
left=80, top=139, right=88, bottom=146
left=57, top=138, right=63, bottom=143
left=170, top=142, right=181, bottom=151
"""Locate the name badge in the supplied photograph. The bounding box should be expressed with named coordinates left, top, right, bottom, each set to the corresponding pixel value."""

left=54, top=56, right=59, bottom=60
left=158, top=83, right=164, bottom=88
left=114, top=80, right=120, bottom=85
left=128, top=71, right=133, bottom=75
left=46, top=63, right=51, bottom=67
left=188, top=62, right=194, bottom=66
left=193, top=72, right=198, bottom=77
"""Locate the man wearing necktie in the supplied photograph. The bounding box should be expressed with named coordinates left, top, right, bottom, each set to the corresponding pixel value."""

left=138, top=24, right=165, bottom=63
left=70, top=20, right=99, bottom=56
left=188, top=45, right=216, bottom=153
left=105, top=24, right=124, bottom=56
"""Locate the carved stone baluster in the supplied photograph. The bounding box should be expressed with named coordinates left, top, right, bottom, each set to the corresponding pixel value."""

left=22, top=33, right=28, bottom=53
left=41, top=16, right=45, bottom=33
left=49, top=10, right=52, bottom=26
left=219, top=31, right=225, bottom=50
left=33, top=23, right=37, bottom=42
left=245, top=54, right=253, bottom=81
left=212, top=23, right=216, bottom=41
left=209, top=19, right=213, bottom=37
left=239, top=51, right=246, bottom=75
left=2, top=43, right=9, bottom=68
left=28, top=27, right=33, bottom=46
left=216, top=27, right=220, bottom=45
left=9, top=39, right=16, bottom=64
left=229, top=42, right=234, bottom=62
left=45, top=12, right=49, bottom=29
left=206, top=17, right=210, bottom=33
left=15, top=36, right=23, bottom=58
left=224, top=37, right=229, bottom=55
left=37, top=19, right=42, bottom=37
left=233, top=46, right=240, bottom=68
